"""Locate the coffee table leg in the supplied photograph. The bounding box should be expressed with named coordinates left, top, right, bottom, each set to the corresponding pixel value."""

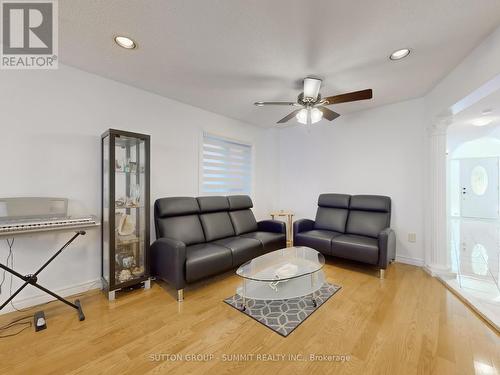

left=310, top=274, right=317, bottom=307
left=241, top=279, right=247, bottom=311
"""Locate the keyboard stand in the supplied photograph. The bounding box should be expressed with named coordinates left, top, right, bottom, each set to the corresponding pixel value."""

left=0, top=231, right=86, bottom=321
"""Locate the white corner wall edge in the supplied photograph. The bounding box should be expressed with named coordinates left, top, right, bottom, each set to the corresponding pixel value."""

left=395, top=255, right=424, bottom=267
left=422, top=24, right=500, bottom=275
left=426, top=23, right=500, bottom=118
left=0, top=278, right=102, bottom=315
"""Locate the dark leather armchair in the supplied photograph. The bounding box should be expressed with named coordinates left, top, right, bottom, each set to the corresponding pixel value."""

left=151, top=195, right=286, bottom=300
left=294, top=194, right=396, bottom=278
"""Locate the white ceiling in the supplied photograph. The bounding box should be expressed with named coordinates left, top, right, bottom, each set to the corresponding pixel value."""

left=448, top=87, right=500, bottom=146
left=59, top=0, right=500, bottom=127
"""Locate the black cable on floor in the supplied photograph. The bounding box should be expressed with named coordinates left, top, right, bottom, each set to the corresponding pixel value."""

left=0, top=314, right=32, bottom=339
left=0, top=322, right=32, bottom=338
left=0, top=314, right=32, bottom=330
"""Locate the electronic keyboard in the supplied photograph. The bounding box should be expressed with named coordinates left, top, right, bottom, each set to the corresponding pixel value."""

left=0, top=197, right=99, bottom=237
left=0, top=197, right=98, bottom=322
left=0, top=215, right=98, bottom=236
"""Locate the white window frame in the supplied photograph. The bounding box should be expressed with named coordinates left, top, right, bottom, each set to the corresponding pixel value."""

left=199, top=132, right=253, bottom=196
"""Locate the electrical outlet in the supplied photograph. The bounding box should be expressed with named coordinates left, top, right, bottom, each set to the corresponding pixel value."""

left=408, top=233, right=417, bottom=243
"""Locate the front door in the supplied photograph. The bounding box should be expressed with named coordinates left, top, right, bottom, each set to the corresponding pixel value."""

left=460, top=157, right=499, bottom=219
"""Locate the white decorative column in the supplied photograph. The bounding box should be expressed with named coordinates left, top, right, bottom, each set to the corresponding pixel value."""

left=424, top=118, right=455, bottom=277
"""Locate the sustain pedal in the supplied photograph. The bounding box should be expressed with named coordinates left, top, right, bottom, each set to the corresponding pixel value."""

left=34, top=311, right=47, bottom=332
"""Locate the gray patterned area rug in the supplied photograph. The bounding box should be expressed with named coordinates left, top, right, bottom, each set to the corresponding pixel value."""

left=224, top=283, right=341, bottom=337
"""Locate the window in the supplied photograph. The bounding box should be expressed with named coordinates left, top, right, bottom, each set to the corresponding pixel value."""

left=200, top=133, right=252, bottom=195
left=470, top=165, right=488, bottom=196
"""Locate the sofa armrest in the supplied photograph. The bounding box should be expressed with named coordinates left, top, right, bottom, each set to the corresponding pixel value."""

left=293, top=219, right=315, bottom=234
left=258, top=220, right=286, bottom=234
left=150, top=237, right=187, bottom=290
left=378, top=228, right=396, bottom=269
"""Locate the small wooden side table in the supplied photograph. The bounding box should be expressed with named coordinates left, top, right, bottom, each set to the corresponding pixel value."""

left=270, top=211, right=294, bottom=247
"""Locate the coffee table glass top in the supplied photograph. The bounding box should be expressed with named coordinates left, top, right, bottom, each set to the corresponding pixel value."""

left=236, top=246, right=325, bottom=282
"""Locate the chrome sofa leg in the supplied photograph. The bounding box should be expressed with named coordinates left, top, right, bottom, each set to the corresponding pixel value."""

left=379, top=269, right=385, bottom=279
left=177, top=289, right=184, bottom=302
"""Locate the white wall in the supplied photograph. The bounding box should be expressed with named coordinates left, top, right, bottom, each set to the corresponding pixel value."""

left=276, top=98, right=427, bottom=264
left=0, top=64, right=278, bottom=312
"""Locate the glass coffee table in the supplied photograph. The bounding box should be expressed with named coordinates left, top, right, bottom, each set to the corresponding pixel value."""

left=235, top=246, right=325, bottom=311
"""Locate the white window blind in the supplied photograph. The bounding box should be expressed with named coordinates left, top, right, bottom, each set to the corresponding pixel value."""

left=200, top=133, right=252, bottom=195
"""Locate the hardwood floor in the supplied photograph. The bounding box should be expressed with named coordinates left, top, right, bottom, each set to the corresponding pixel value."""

left=0, top=261, right=498, bottom=375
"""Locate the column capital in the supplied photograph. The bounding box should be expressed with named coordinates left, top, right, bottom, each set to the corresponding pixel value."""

left=428, top=115, right=453, bottom=136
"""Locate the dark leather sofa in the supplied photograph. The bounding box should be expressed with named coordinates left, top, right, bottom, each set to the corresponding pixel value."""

left=294, top=194, right=395, bottom=278
left=151, top=195, right=286, bottom=300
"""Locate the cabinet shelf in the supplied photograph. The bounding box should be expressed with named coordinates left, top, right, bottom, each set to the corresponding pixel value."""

left=116, top=234, right=140, bottom=245
left=115, top=170, right=145, bottom=175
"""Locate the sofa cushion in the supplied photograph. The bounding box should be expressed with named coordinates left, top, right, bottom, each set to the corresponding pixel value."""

left=228, top=195, right=253, bottom=210
left=241, top=231, right=285, bottom=252
left=156, top=215, right=205, bottom=246
left=345, top=211, right=389, bottom=238
left=331, top=234, right=379, bottom=265
left=346, top=195, right=391, bottom=238
left=197, top=196, right=230, bottom=213
left=349, top=195, right=391, bottom=212
left=314, top=194, right=350, bottom=233
left=294, top=229, right=342, bottom=255
left=185, top=243, right=233, bottom=282
left=314, top=207, right=349, bottom=233
left=214, top=236, right=263, bottom=266
left=199, top=212, right=235, bottom=241
left=155, top=197, right=200, bottom=218
left=229, top=210, right=258, bottom=235
left=318, top=194, right=350, bottom=209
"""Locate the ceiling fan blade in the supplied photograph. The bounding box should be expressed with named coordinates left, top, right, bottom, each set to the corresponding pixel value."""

left=317, top=106, right=341, bottom=121
left=254, top=101, right=299, bottom=106
left=277, top=109, right=302, bottom=124
left=303, top=77, right=322, bottom=100
left=323, top=89, right=373, bottom=105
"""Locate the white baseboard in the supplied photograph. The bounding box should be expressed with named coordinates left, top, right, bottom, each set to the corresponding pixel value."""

left=423, top=264, right=457, bottom=278
left=0, top=278, right=102, bottom=315
left=395, top=255, right=424, bottom=267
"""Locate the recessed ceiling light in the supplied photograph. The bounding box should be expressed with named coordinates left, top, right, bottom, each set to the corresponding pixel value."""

left=471, top=117, right=493, bottom=127
left=481, top=109, right=493, bottom=115
left=114, top=36, right=137, bottom=49
left=389, top=48, right=410, bottom=60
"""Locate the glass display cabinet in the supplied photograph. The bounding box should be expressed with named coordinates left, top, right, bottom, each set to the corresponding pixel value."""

left=101, top=129, right=150, bottom=300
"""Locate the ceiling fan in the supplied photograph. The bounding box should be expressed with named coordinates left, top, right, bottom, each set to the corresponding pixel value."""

left=254, top=77, right=373, bottom=126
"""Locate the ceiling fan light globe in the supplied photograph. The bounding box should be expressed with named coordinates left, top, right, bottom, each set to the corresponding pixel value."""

left=296, top=108, right=323, bottom=124
left=311, top=108, right=323, bottom=123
